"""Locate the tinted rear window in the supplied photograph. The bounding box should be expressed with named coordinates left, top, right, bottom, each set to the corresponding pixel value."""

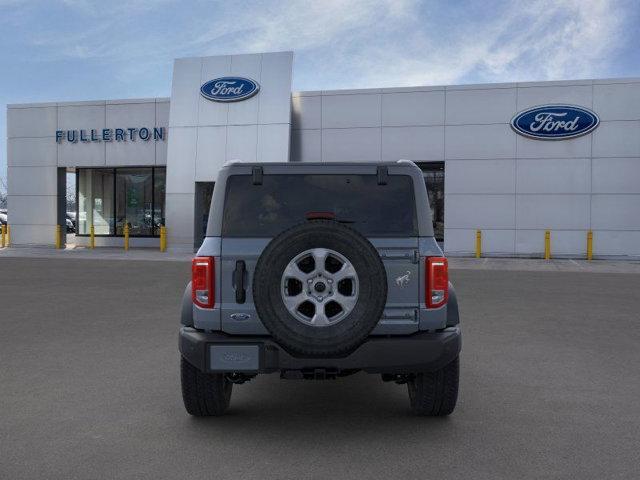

left=222, top=174, right=417, bottom=237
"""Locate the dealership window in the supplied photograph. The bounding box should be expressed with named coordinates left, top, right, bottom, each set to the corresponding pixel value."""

left=416, top=162, right=444, bottom=242
left=77, top=167, right=166, bottom=237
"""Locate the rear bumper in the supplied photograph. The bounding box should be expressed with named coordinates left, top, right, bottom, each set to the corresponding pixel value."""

left=179, top=326, right=461, bottom=375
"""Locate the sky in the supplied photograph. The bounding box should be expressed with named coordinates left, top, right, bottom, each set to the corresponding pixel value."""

left=1, top=0, right=639, bottom=191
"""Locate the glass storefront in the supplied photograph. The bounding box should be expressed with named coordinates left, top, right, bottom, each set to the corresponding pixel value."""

left=77, top=167, right=166, bottom=237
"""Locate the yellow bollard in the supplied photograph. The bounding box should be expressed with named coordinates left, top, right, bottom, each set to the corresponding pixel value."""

left=90, top=225, right=95, bottom=249
left=1, top=224, right=6, bottom=248
left=124, top=224, right=129, bottom=251
left=160, top=226, right=167, bottom=252
left=544, top=230, right=551, bottom=260
left=6, top=224, right=10, bottom=246
left=587, top=230, right=593, bottom=261
left=55, top=225, right=62, bottom=249
left=475, top=229, right=482, bottom=259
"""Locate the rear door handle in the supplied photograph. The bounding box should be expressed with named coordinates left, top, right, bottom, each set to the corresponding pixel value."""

left=233, top=260, right=246, bottom=304
left=379, top=250, right=419, bottom=263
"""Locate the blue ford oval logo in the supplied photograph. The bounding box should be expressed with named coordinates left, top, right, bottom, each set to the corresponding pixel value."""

left=200, top=77, right=260, bottom=102
left=511, top=104, right=599, bottom=140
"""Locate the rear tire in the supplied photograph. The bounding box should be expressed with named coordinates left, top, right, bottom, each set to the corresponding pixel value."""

left=181, top=357, right=232, bottom=416
left=407, top=357, right=459, bottom=416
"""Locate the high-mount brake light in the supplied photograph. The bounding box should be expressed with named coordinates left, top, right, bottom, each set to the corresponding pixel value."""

left=305, top=211, right=336, bottom=220
left=192, top=257, right=215, bottom=309
left=426, top=257, right=448, bottom=308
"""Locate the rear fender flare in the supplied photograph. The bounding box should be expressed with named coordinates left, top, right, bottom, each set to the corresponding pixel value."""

left=181, top=282, right=193, bottom=327
left=446, top=282, right=460, bottom=327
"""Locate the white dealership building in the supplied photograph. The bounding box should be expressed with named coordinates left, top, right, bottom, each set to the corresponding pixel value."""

left=6, top=51, right=640, bottom=257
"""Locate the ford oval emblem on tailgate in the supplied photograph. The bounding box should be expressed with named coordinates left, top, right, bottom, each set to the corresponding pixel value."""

left=230, top=313, right=251, bottom=321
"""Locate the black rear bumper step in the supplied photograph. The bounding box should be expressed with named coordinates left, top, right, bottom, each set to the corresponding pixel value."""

left=179, top=327, right=461, bottom=375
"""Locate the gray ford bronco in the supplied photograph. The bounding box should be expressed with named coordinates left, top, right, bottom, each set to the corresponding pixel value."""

left=179, top=161, right=461, bottom=416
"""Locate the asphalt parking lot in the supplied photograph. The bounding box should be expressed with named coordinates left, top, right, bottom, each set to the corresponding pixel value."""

left=1, top=257, right=639, bottom=479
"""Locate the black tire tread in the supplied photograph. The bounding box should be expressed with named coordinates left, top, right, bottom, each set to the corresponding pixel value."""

left=408, top=357, right=459, bottom=416
left=181, top=357, right=232, bottom=416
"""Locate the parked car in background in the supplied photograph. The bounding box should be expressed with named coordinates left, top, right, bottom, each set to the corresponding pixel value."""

left=66, top=212, right=76, bottom=233
left=0, top=211, right=7, bottom=226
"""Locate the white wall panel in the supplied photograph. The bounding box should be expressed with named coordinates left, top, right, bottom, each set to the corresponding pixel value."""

left=381, top=91, right=444, bottom=126
left=57, top=141, right=105, bottom=167
left=155, top=138, right=168, bottom=166
left=445, top=228, right=515, bottom=255
left=259, top=51, right=294, bottom=124
left=195, top=126, right=226, bottom=181
left=443, top=228, right=474, bottom=253
left=322, top=94, right=381, bottom=129
left=7, top=106, right=57, bottom=138
left=58, top=104, right=105, bottom=131
left=446, top=88, right=516, bottom=125
left=197, top=55, right=231, bottom=127
left=591, top=195, right=640, bottom=230
left=516, top=158, right=590, bottom=194
left=257, top=124, right=290, bottom=163
left=516, top=85, right=592, bottom=111
left=445, top=194, right=515, bottom=228
left=592, top=158, right=640, bottom=193
left=226, top=125, right=258, bottom=163
left=169, top=57, right=202, bottom=127
left=445, top=124, right=515, bottom=159
left=593, top=82, right=640, bottom=121
left=7, top=166, right=58, bottom=196
left=516, top=194, right=589, bottom=230
left=3, top=224, right=56, bottom=246
left=166, top=128, right=196, bottom=194
left=7, top=195, right=57, bottom=225
left=106, top=102, right=155, bottom=127
left=381, top=126, right=444, bottom=161
left=227, top=54, right=261, bottom=126
left=592, top=121, right=640, bottom=157
left=516, top=134, right=591, bottom=159
left=291, top=129, right=321, bottom=162
left=321, top=128, right=381, bottom=162
left=592, top=231, right=640, bottom=256
left=515, top=229, right=586, bottom=256
left=445, top=159, right=515, bottom=194
left=165, top=193, right=195, bottom=250
left=156, top=100, right=170, bottom=124
left=8, top=137, right=57, bottom=167
left=292, top=95, right=321, bottom=130
left=155, top=101, right=170, bottom=165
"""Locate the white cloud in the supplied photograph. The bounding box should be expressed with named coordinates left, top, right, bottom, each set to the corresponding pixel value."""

left=320, top=0, right=627, bottom=87
left=16, top=0, right=632, bottom=88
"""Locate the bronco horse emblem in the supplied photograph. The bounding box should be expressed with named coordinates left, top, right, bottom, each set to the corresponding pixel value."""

left=395, top=270, right=411, bottom=288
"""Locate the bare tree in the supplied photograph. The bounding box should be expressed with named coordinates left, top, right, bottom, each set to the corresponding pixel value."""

left=0, top=176, right=7, bottom=209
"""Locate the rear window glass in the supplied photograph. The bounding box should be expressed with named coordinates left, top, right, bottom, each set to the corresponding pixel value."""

left=222, top=174, right=417, bottom=237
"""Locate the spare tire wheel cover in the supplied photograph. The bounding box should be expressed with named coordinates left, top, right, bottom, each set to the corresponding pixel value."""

left=253, top=220, right=387, bottom=356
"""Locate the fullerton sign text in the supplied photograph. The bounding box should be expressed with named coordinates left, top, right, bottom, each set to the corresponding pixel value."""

left=55, top=127, right=165, bottom=143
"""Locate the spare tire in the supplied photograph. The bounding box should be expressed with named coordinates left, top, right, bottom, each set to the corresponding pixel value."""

left=253, top=220, right=387, bottom=357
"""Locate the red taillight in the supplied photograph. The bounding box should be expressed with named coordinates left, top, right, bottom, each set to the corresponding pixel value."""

left=192, top=257, right=214, bottom=309
left=426, top=257, right=448, bottom=308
